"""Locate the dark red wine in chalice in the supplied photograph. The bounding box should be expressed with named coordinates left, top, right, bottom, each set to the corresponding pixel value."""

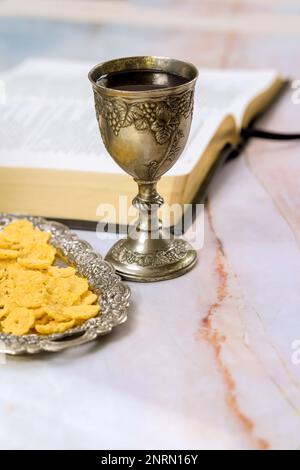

left=97, top=69, right=189, bottom=91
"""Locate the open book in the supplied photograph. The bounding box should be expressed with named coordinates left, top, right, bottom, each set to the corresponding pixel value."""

left=0, top=59, right=283, bottom=225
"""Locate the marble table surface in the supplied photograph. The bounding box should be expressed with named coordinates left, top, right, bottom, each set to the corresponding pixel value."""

left=1, top=88, right=300, bottom=450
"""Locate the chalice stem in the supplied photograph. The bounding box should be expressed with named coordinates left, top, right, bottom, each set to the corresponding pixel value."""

left=132, top=180, right=164, bottom=237
left=105, top=176, right=197, bottom=281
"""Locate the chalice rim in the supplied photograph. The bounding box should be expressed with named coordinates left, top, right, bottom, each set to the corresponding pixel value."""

left=88, top=55, right=198, bottom=98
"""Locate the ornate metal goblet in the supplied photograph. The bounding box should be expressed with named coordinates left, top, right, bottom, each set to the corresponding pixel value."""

left=89, top=56, right=198, bottom=282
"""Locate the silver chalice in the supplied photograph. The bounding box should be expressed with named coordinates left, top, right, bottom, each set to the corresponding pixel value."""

left=89, top=56, right=198, bottom=282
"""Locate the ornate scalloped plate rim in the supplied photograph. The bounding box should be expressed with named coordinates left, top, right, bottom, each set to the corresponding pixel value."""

left=0, top=214, right=131, bottom=355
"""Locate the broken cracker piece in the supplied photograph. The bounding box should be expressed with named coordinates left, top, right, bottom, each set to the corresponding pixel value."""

left=35, top=319, right=75, bottom=335
left=2, top=307, right=35, bottom=335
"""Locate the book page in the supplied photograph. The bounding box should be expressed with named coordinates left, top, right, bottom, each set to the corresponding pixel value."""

left=0, top=58, right=279, bottom=176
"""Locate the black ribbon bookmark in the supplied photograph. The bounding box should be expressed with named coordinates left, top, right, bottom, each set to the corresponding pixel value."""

left=241, top=127, right=300, bottom=141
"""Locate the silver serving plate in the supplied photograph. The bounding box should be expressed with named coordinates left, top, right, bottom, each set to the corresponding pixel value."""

left=0, top=214, right=130, bottom=355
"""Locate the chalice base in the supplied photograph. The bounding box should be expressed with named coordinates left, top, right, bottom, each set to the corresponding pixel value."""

left=105, top=235, right=197, bottom=282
